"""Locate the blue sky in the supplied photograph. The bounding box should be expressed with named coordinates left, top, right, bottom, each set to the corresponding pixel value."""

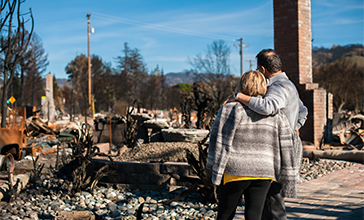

left=22, top=0, right=364, bottom=79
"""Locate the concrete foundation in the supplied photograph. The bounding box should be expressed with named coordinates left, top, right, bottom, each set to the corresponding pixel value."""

left=87, top=159, right=198, bottom=191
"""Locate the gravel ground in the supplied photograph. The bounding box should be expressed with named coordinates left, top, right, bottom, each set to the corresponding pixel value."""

left=0, top=142, right=356, bottom=220
left=299, top=157, right=354, bottom=183
left=116, top=142, right=199, bottom=163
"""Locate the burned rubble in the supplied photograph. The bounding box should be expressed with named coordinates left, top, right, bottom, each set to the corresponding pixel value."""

left=0, top=108, right=362, bottom=219
left=303, top=112, right=364, bottom=163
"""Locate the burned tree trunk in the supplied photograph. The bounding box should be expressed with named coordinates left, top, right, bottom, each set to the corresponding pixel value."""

left=193, top=81, right=213, bottom=129
left=123, top=100, right=138, bottom=148
left=57, top=123, right=116, bottom=195
left=180, top=93, right=193, bottom=128
left=0, top=0, right=34, bottom=127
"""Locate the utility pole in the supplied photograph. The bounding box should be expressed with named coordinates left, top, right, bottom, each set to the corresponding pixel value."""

left=246, top=60, right=256, bottom=71
left=87, top=13, right=91, bottom=122
left=234, top=38, right=248, bottom=77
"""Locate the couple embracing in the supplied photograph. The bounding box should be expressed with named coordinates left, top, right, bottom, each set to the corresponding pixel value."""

left=207, top=49, right=308, bottom=220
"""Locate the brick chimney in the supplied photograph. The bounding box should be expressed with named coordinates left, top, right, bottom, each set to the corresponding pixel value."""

left=273, top=0, right=330, bottom=147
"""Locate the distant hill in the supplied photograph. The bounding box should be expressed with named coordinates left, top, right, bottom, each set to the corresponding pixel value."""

left=56, top=78, right=68, bottom=85
left=312, top=44, right=364, bottom=67
left=55, top=78, right=71, bottom=88
left=164, top=72, right=197, bottom=87
left=164, top=45, right=364, bottom=85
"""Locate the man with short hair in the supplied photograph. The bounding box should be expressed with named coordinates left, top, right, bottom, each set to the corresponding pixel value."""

left=225, top=49, right=308, bottom=220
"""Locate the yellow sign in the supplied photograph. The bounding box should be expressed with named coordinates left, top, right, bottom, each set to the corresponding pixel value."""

left=9, top=96, right=16, bottom=104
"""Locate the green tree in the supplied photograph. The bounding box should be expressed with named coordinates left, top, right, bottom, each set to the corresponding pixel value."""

left=174, top=83, right=193, bottom=93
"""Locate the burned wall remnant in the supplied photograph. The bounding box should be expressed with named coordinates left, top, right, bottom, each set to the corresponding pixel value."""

left=43, top=73, right=56, bottom=122
left=273, top=0, right=330, bottom=147
left=93, top=116, right=127, bottom=147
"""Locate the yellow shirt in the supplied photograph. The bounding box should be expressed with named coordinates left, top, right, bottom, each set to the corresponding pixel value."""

left=223, top=174, right=273, bottom=185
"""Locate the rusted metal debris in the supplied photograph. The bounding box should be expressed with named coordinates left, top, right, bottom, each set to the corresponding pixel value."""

left=0, top=108, right=61, bottom=165
left=26, top=116, right=59, bottom=137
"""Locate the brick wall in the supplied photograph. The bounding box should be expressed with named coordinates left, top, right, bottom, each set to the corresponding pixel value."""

left=313, top=89, right=327, bottom=146
left=274, top=0, right=300, bottom=85
left=273, top=0, right=329, bottom=147
left=273, top=0, right=312, bottom=85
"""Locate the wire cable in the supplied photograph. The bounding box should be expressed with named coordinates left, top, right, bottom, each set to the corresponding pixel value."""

left=92, top=12, right=237, bottom=42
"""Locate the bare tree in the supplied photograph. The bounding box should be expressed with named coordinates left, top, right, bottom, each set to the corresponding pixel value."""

left=165, top=84, right=187, bottom=110
left=188, top=40, right=235, bottom=110
left=53, top=75, right=63, bottom=115
left=65, top=54, right=112, bottom=116
left=20, top=33, right=48, bottom=107
left=91, top=55, right=112, bottom=113
left=114, top=42, right=148, bottom=107
left=65, top=54, right=89, bottom=116
left=0, top=0, right=34, bottom=127
left=61, top=83, right=72, bottom=117
left=193, top=81, right=213, bottom=129
left=144, top=66, right=166, bottom=110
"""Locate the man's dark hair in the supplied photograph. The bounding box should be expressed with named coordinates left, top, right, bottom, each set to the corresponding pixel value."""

left=256, top=49, right=282, bottom=73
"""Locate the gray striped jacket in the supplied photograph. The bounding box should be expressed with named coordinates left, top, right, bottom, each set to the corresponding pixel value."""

left=206, top=101, right=302, bottom=198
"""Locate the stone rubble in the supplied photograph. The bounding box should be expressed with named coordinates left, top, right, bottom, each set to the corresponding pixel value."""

left=0, top=158, right=354, bottom=220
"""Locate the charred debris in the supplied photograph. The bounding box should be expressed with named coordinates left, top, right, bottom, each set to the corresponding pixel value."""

left=0, top=105, right=363, bottom=211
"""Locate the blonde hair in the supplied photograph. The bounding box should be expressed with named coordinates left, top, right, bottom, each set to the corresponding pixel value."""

left=238, top=70, right=267, bottom=97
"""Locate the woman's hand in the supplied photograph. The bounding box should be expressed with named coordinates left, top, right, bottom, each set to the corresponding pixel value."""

left=295, top=128, right=300, bottom=136
left=223, top=92, right=251, bottom=107
left=221, top=94, right=235, bottom=107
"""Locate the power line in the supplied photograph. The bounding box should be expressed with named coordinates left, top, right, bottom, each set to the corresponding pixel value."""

left=92, top=12, right=237, bottom=42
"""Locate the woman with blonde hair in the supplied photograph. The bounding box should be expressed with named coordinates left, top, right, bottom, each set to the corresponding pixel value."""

left=207, top=70, right=297, bottom=220
left=238, top=69, right=267, bottom=97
